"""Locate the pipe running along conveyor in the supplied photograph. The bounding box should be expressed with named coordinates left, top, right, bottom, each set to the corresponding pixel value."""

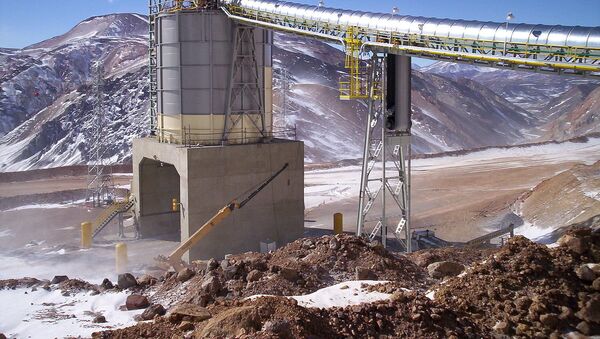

left=215, top=0, right=600, bottom=77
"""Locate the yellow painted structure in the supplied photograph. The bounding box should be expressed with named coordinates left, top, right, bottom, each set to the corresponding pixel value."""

left=81, top=222, right=92, bottom=249
left=334, top=213, right=343, bottom=234
left=115, top=243, right=128, bottom=274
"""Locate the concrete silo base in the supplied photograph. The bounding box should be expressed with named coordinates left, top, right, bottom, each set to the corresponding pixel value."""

left=131, top=138, right=304, bottom=261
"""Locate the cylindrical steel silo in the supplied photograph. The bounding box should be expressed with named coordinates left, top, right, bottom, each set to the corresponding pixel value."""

left=155, top=9, right=272, bottom=145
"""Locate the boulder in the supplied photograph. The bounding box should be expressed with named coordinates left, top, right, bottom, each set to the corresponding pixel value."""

left=492, top=321, right=510, bottom=334
left=593, top=277, right=600, bottom=291
left=178, top=321, right=195, bottom=331
left=329, top=238, right=340, bottom=250
left=51, top=275, right=69, bottom=284
left=196, top=306, right=259, bottom=337
left=140, top=304, right=166, bottom=320
left=224, top=265, right=239, bottom=280
left=207, top=258, right=219, bottom=271
left=355, top=267, right=376, bottom=280
left=369, top=240, right=384, bottom=253
left=246, top=270, right=263, bottom=282
left=169, top=303, right=211, bottom=322
left=427, top=261, right=465, bottom=279
left=100, top=278, right=114, bottom=290
left=262, top=320, right=291, bottom=335
left=176, top=268, right=195, bottom=282
left=93, top=315, right=107, bottom=323
left=118, top=273, right=138, bottom=289
left=278, top=267, right=300, bottom=282
left=138, top=274, right=158, bottom=286
left=576, top=321, right=591, bottom=335
left=577, top=297, right=600, bottom=324
left=539, top=313, right=559, bottom=328
left=125, top=295, right=150, bottom=310
left=302, top=239, right=314, bottom=249
left=575, top=264, right=597, bottom=282
left=558, top=234, right=588, bottom=254
left=201, top=275, right=221, bottom=295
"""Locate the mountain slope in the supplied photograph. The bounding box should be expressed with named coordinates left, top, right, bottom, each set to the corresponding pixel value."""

left=422, top=61, right=600, bottom=119
left=0, top=14, right=149, bottom=171
left=273, top=33, right=537, bottom=160
left=541, top=86, right=600, bottom=140
left=0, top=14, right=581, bottom=170
left=513, top=160, right=600, bottom=235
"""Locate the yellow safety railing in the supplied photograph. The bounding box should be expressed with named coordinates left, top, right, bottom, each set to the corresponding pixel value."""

left=91, top=195, right=131, bottom=234
left=340, top=27, right=370, bottom=100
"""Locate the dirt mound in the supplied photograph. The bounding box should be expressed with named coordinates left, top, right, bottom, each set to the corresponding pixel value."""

left=78, top=227, right=600, bottom=337
left=92, top=317, right=185, bottom=339
left=435, top=228, right=600, bottom=337
left=408, top=247, right=498, bottom=268
left=100, top=291, right=483, bottom=339
left=150, top=234, right=426, bottom=307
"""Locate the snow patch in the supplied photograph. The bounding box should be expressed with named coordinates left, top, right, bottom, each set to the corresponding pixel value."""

left=3, top=200, right=85, bottom=212
left=0, top=288, right=143, bottom=339
left=513, top=221, right=553, bottom=241
left=248, top=280, right=393, bottom=309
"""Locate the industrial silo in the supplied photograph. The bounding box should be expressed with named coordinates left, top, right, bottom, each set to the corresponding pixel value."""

left=155, top=9, right=273, bottom=145
left=133, top=3, right=303, bottom=261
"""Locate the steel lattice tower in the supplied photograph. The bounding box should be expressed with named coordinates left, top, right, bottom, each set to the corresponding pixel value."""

left=86, top=62, right=115, bottom=207
left=356, top=54, right=412, bottom=252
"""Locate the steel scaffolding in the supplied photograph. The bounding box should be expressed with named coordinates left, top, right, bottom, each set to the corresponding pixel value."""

left=222, top=24, right=266, bottom=143
left=148, top=0, right=160, bottom=136
left=356, top=54, right=411, bottom=252
left=86, top=62, right=115, bottom=207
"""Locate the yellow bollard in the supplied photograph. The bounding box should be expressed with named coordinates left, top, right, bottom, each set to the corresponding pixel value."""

left=172, top=198, right=179, bottom=212
left=333, top=213, right=343, bottom=234
left=81, top=222, right=92, bottom=249
left=115, top=243, right=128, bottom=274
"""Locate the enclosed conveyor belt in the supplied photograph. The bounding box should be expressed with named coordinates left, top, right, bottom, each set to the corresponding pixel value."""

left=220, top=0, right=600, bottom=77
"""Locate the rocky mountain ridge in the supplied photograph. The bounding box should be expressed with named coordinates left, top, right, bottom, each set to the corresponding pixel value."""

left=1, top=13, right=599, bottom=170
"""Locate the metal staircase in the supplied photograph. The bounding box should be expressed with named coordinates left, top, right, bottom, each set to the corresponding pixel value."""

left=92, top=198, right=135, bottom=238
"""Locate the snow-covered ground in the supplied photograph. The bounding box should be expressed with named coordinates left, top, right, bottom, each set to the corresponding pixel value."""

left=248, top=280, right=395, bottom=309
left=304, top=137, right=600, bottom=210
left=0, top=288, right=142, bottom=339
left=2, top=199, right=87, bottom=212
left=512, top=221, right=554, bottom=242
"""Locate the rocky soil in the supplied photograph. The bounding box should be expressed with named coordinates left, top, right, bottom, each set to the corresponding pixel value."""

left=3, top=226, right=599, bottom=338
left=435, top=227, right=600, bottom=337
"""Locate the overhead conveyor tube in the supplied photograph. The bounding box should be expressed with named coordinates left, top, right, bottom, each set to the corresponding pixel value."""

left=222, top=0, right=600, bottom=76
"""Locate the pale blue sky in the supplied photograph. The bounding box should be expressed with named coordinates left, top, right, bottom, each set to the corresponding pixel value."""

left=1, top=0, right=599, bottom=48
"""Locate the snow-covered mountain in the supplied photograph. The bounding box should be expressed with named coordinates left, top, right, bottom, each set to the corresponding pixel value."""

left=272, top=33, right=536, bottom=160
left=422, top=61, right=600, bottom=120
left=1, top=14, right=598, bottom=171
left=0, top=14, right=149, bottom=171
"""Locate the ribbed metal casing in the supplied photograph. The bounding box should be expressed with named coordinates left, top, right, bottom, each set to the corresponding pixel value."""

left=226, top=0, right=600, bottom=48
left=156, top=10, right=273, bottom=144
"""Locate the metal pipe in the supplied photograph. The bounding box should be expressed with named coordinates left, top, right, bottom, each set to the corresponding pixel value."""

left=221, top=6, right=345, bottom=46
left=224, top=0, right=600, bottom=49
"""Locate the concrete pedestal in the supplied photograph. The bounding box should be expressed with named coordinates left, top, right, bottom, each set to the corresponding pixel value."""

left=132, top=138, right=304, bottom=261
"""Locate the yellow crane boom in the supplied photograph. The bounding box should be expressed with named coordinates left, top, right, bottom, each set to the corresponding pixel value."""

left=165, top=163, right=289, bottom=271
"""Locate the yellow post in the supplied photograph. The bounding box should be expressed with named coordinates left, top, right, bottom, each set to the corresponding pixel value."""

left=172, top=198, right=179, bottom=212
left=81, top=222, right=92, bottom=249
left=334, top=213, right=343, bottom=234
left=115, top=243, right=128, bottom=274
